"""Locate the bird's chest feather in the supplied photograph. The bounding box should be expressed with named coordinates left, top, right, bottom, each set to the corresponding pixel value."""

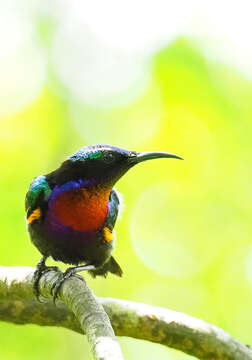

left=49, top=182, right=111, bottom=232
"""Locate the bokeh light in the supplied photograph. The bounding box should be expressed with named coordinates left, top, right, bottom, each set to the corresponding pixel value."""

left=51, top=23, right=150, bottom=107
left=130, top=182, right=238, bottom=277
left=0, top=1, right=47, bottom=116
left=70, top=83, right=162, bottom=147
left=189, top=0, right=252, bottom=77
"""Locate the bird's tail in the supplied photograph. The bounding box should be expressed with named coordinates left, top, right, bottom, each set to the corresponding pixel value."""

left=89, top=256, right=123, bottom=278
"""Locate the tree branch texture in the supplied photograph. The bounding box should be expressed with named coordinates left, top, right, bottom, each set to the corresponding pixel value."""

left=0, top=266, right=251, bottom=360
left=0, top=266, right=123, bottom=360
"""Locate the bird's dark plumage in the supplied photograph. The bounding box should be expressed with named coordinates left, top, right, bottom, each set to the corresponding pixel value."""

left=25, top=144, right=182, bottom=300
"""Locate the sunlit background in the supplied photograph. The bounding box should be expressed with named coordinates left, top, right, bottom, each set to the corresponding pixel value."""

left=1, top=0, right=252, bottom=359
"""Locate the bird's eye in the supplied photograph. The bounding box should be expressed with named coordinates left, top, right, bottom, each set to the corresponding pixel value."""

left=103, top=152, right=115, bottom=164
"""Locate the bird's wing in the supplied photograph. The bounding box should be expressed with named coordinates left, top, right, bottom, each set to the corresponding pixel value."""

left=25, top=175, right=52, bottom=224
left=105, top=188, right=122, bottom=231
left=93, top=189, right=123, bottom=276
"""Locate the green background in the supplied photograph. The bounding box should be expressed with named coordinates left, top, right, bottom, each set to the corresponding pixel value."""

left=1, top=3, right=252, bottom=360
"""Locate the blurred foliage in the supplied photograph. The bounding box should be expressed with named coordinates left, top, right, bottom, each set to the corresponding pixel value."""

left=0, top=5, right=252, bottom=360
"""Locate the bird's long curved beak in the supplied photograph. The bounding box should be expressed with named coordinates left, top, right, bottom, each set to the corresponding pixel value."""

left=133, top=151, right=184, bottom=164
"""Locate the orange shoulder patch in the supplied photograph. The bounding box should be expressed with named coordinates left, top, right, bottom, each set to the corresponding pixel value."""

left=27, top=208, right=41, bottom=224
left=103, top=227, right=114, bottom=243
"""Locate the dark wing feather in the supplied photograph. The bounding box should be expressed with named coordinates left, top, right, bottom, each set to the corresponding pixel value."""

left=90, top=188, right=123, bottom=278
left=105, top=188, right=121, bottom=230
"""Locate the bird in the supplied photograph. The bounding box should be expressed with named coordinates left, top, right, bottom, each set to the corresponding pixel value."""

left=25, top=144, right=183, bottom=301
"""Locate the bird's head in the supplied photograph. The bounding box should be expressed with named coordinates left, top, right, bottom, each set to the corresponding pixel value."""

left=51, top=144, right=183, bottom=187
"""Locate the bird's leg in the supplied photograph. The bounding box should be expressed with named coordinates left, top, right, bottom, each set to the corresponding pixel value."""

left=51, top=264, right=96, bottom=303
left=33, top=256, right=60, bottom=302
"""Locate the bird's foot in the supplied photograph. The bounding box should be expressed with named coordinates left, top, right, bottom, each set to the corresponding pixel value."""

left=51, top=264, right=95, bottom=304
left=33, top=257, right=60, bottom=302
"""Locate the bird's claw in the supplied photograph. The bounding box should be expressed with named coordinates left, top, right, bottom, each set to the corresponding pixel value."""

left=51, top=268, right=85, bottom=304
left=33, top=265, right=60, bottom=302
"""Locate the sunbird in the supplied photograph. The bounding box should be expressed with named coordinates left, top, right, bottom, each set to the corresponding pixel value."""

left=25, top=145, right=183, bottom=300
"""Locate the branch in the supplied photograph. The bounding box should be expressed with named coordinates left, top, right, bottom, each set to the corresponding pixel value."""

left=0, top=266, right=123, bottom=360
left=0, top=266, right=251, bottom=360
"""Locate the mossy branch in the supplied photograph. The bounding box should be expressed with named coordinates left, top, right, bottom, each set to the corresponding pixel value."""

left=0, top=266, right=251, bottom=360
left=0, top=266, right=123, bottom=360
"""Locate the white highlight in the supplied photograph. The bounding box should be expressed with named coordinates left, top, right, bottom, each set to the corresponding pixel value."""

left=188, top=0, right=252, bottom=77
left=50, top=0, right=193, bottom=106
left=0, top=1, right=46, bottom=116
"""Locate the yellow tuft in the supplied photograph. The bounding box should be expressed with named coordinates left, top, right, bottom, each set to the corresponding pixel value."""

left=103, top=227, right=114, bottom=243
left=27, top=208, right=41, bottom=224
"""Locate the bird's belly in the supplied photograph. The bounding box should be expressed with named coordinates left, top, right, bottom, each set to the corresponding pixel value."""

left=33, top=210, right=112, bottom=266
